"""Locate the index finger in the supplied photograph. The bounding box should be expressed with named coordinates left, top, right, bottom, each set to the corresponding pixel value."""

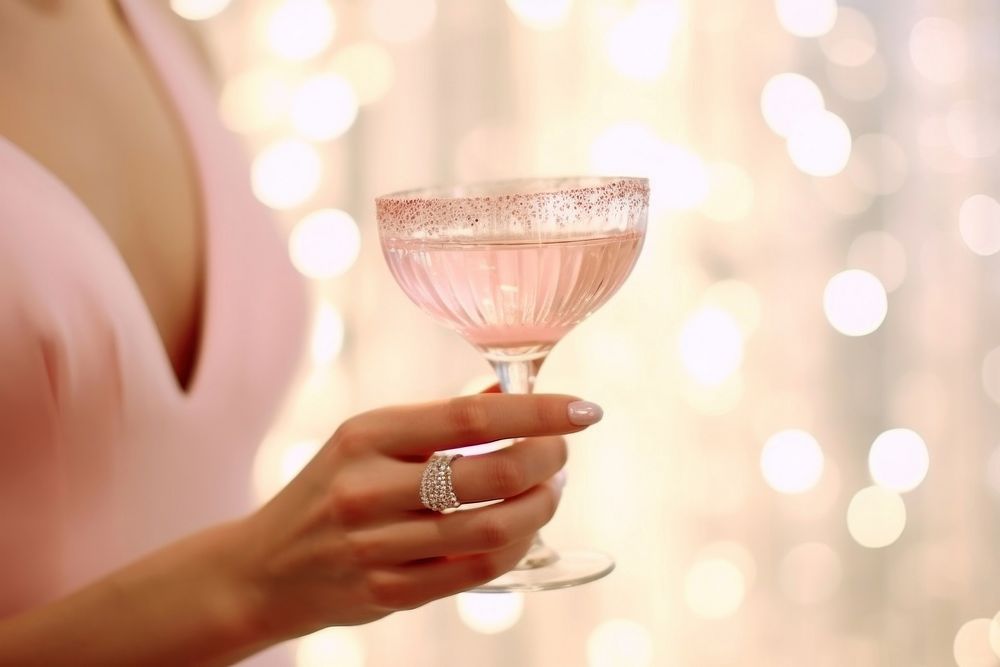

left=350, top=394, right=603, bottom=458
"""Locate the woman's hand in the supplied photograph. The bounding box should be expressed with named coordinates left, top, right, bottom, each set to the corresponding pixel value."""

left=229, top=392, right=602, bottom=642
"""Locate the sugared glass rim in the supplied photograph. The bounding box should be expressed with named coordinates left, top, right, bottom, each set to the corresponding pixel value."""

left=375, top=175, right=648, bottom=203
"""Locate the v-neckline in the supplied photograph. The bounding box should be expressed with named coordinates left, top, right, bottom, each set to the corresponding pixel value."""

left=0, top=0, right=214, bottom=401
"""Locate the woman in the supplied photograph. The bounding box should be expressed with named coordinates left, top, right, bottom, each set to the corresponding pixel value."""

left=0, top=1, right=602, bottom=663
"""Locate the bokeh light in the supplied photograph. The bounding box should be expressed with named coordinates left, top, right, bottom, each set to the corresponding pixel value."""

left=819, top=7, right=877, bottom=66
left=823, top=270, right=888, bottom=337
left=868, top=428, right=929, bottom=493
left=774, top=0, right=837, bottom=38
left=981, top=347, right=1000, bottom=407
left=586, top=619, right=654, bottom=667
left=701, top=162, right=755, bottom=222
left=678, top=307, right=744, bottom=386
left=505, top=0, right=573, bottom=31
left=330, top=42, right=396, bottom=105
left=310, top=302, right=345, bottom=367
left=290, top=74, right=359, bottom=141
left=760, top=429, right=824, bottom=494
left=846, top=231, right=907, bottom=293
left=289, top=209, right=362, bottom=279
left=959, top=195, right=1000, bottom=257
left=252, top=438, right=322, bottom=502
left=456, top=593, right=524, bottom=634
left=296, top=627, right=364, bottom=667
left=265, top=0, right=336, bottom=62
left=988, top=610, right=1000, bottom=658
left=952, top=618, right=997, bottom=667
left=590, top=123, right=708, bottom=212
left=947, top=100, right=1000, bottom=159
left=778, top=542, right=841, bottom=605
left=909, top=17, right=967, bottom=85
left=847, top=486, right=906, bottom=548
left=826, top=53, right=887, bottom=101
left=786, top=110, right=852, bottom=177
left=845, top=133, right=908, bottom=196
left=170, top=0, right=231, bottom=21
left=760, top=72, right=825, bottom=138
left=368, top=0, right=437, bottom=43
left=683, top=556, right=747, bottom=619
left=702, top=280, right=762, bottom=335
left=219, top=69, right=293, bottom=134
left=606, top=1, right=679, bottom=81
left=251, top=139, right=323, bottom=210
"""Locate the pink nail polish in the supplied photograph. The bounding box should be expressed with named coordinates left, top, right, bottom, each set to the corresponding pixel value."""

left=567, top=400, right=603, bottom=426
left=554, top=469, right=568, bottom=490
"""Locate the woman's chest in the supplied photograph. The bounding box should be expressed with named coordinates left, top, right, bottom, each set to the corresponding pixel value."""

left=0, top=6, right=203, bottom=386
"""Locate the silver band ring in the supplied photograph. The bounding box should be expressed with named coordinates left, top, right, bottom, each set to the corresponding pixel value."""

left=420, top=453, right=463, bottom=513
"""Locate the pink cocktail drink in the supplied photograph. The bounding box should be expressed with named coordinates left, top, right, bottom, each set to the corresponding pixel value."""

left=383, top=232, right=643, bottom=361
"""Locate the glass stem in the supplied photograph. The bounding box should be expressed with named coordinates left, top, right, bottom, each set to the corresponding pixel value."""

left=490, top=357, right=544, bottom=395
left=490, top=357, right=560, bottom=570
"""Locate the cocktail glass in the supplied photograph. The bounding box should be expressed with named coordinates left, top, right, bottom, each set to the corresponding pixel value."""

left=376, top=176, right=649, bottom=591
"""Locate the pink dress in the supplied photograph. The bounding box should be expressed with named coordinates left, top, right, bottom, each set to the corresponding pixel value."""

left=0, top=0, right=307, bottom=655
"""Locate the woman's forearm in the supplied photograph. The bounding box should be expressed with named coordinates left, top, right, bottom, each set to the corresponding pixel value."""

left=0, top=520, right=268, bottom=666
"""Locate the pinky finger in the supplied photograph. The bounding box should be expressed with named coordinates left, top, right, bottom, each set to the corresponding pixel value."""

left=366, top=538, right=533, bottom=611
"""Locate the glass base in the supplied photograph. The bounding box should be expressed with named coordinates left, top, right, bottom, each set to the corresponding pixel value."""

left=469, top=549, right=615, bottom=593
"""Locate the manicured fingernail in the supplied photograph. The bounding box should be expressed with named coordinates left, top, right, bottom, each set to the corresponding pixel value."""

left=554, top=469, right=567, bottom=490
left=567, top=401, right=603, bottom=426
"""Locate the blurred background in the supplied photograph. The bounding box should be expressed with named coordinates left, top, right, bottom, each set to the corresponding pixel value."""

left=172, top=0, right=1000, bottom=664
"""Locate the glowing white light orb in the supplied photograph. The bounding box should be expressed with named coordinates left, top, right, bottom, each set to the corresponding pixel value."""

left=760, top=73, right=825, bottom=138
left=290, top=74, right=359, bottom=141
left=702, top=280, right=762, bottom=335
left=296, top=628, right=364, bottom=667
left=760, top=429, right=824, bottom=494
left=289, top=209, right=361, bottom=279
left=909, top=17, right=967, bottom=85
left=456, top=593, right=524, bottom=634
left=959, top=195, right=1000, bottom=256
left=219, top=69, right=293, bottom=134
left=981, top=348, right=1000, bottom=407
left=846, top=486, right=906, bottom=548
left=331, top=42, right=395, bottom=105
left=823, top=270, right=887, bottom=337
left=505, top=0, right=572, bottom=30
left=947, top=100, right=1000, bottom=159
left=251, top=140, right=322, bottom=210
left=586, top=619, right=653, bottom=667
left=868, top=428, right=929, bottom=493
left=171, top=0, right=231, bottom=21
left=778, top=542, right=841, bottom=605
left=701, top=162, right=755, bottom=222
left=310, top=302, right=345, bottom=367
left=683, top=557, right=746, bottom=619
left=589, top=123, right=708, bottom=212
left=819, top=7, right=876, bottom=66
left=253, top=438, right=322, bottom=502
left=846, top=133, right=908, bottom=196
left=826, top=53, right=887, bottom=101
left=786, top=110, right=852, bottom=177
left=266, top=0, right=336, bottom=62
left=988, top=611, right=1000, bottom=659
left=953, top=618, right=996, bottom=667
left=368, top=0, right=437, bottom=43
left=678, top=307, right=744, bottom=386
left=846, top=231, right=907, bottom=293
left=775, top=0, right=837, bottom=37
left=606, top=1, right=679, bottom=81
